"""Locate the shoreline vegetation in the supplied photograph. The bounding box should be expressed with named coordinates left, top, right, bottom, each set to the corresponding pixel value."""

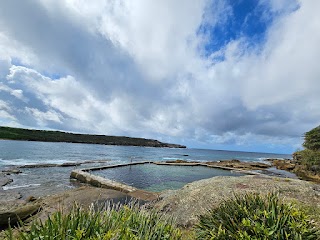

left=1, top=174, right=320, bottom=239
left=0, top=126, right=186, bottom=148
left=1, top=126, right=320, bottom=238
left=271, top=125, right=320, bottom=183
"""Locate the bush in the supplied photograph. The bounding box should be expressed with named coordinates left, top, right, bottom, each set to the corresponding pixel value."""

left=5, top=203, right=181, bottom=240
left=195, top=193, right=319, bottom=240
left=303, top=125, right=320, bottom=151
left=294, top=149, right=320, bottom=172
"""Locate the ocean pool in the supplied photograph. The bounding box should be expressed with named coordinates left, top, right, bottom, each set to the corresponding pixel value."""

left=93, top=163, right=245, bottom=192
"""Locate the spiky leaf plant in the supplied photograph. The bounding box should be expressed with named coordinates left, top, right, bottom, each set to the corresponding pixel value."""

left=195, top=193, right=319, bottom=240
left=5, top=202, right=181, bottom=240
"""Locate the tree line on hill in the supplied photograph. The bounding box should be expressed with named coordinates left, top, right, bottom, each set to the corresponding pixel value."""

left=0, top=126, right=186, bottom=148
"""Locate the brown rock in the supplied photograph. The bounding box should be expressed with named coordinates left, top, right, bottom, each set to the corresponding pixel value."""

left=206, top=160, right=270, bottom=170
left=0, top=203, right=41, bottom=226
left=26, top=196, right=37, bottom=202
left=272, top=159, right=296, bottom=171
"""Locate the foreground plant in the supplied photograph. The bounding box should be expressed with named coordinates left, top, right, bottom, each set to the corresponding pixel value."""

left=5, top=202, right=181, bottom=240
left=195, top=192, right=319, bottom=239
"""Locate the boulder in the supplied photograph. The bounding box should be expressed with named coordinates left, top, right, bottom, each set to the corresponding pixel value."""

left=0, top=203, right=41, bottom=226
left=153, top=175, right=320, bottom=227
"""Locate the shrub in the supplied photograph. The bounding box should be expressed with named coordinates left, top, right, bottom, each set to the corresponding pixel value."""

left=195, top=193, right=319, bottom=239
left=294, top=149, right=320, bottom=172
left=303, top=125, right=320, bottom=151
left=5, top=202, right=181, bottom=240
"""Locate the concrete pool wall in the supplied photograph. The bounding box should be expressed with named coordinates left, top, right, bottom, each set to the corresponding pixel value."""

left=70, top=161, right=260, bottom=193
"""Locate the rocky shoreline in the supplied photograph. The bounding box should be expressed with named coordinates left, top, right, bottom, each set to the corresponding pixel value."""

left=1, top=158, right=320, bottom=232
left=270, top=158, right=320, bottom=183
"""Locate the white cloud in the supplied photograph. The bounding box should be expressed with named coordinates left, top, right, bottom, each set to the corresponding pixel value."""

left=0, top=100, right=11, bottom=112
left=0, top=0, right=319, bottom=152
left=25, top=107, right=63, bottom=126
left=0, top=100, right=16, bottom=121
left=259, top=0, right=299, bottom=14
left=240, top=0, right=320, bottom=112
left=0, top=83, right=24, bottom=100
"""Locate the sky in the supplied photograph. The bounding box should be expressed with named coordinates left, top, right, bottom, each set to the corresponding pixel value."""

left=0, top=0, right=319, bottom=154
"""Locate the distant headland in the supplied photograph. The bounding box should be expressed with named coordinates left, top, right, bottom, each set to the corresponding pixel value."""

left=0, top=126, right=186, bottom=148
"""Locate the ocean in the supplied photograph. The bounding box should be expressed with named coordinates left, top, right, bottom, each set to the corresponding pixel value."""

left=0, top=140, right=291, bottom=197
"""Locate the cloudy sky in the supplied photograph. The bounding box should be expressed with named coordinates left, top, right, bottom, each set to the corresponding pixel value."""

left=0, top=0, right=319, bottom=153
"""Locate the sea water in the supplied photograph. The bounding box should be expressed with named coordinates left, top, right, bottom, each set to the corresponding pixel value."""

left=0, top=140, right=291, bottom=197
left=94, top=164, right=245, bottom=192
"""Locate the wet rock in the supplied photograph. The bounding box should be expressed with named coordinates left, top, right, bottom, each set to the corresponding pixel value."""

left=206, top=160, right=270, bottom=170
left=60, top=162, right=81, bottom=167
left=20, top=162, right=81, bottom=168
left=0, top=173, right=12, bottom=187
left=2, top=168, right=22, bottom=175
left=165, top=160, right=199, bottom=164
left=163, top=159, right=269, bottom=171
left=0, top=203, right=41, bottom=226
left=19, top=163, right=57, bottom=168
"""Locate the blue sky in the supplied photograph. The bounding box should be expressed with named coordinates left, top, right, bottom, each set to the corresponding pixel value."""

left=0, top=0, right=319, bottom=154
left=201, top=0, right=271, bottom=55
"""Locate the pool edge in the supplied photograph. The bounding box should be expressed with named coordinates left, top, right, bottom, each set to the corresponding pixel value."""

left=70, top=161, right=260, bottom=195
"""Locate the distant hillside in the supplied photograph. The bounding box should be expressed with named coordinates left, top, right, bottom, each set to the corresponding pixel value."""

left=0, top=126, right=186, bottom=148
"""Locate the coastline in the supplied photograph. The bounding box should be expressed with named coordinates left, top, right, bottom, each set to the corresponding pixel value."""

left=0, top=160, right=312, bottom=229
left=1, top=161, right=320, bottom=233
left=0, top=126, right=186, bottom=148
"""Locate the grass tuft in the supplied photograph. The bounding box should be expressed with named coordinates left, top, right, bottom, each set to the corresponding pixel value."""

left=4, top=202, right=181, bottom=240
left=195, top=192, right=320, bottom=239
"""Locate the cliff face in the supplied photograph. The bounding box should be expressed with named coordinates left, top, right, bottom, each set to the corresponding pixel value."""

left=0, top=126, right=186, bottom=148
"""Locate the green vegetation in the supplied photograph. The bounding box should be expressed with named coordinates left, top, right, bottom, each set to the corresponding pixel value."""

left=294, top=149, right=320, bottom=173
left=3, top=194, right=319, bottom=240
left=195, top=193, right=319, bottom=239
left=0, top=126, right=185, bottom=148
left=292, top=125, right=320, bottom=174
left=5, top=203, right=181, bottom=240
left=303, top=125, right=320, bottom=151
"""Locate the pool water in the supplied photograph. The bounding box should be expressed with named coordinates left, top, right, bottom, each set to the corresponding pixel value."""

left=94, top=164, right=245, bottom=192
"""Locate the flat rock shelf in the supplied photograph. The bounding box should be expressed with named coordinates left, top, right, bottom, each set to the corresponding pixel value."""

left=70, top=161, right=253, bottom=193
